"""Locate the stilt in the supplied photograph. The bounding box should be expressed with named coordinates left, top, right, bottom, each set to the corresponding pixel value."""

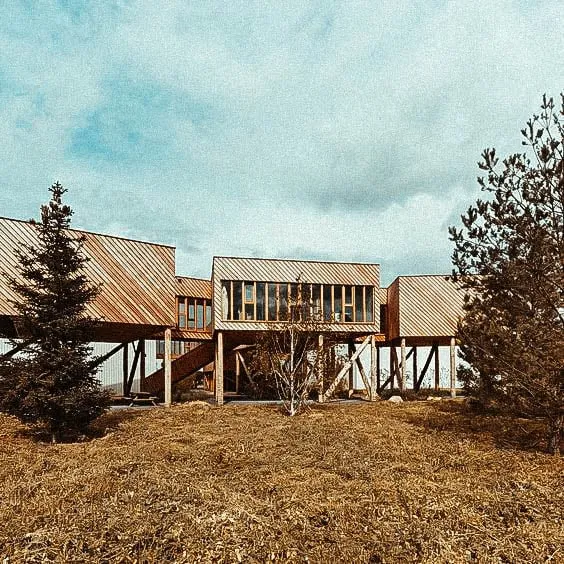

left=215, top=331, right=224, bottom=406
left=389, top=346, right=394, bottom=391
left=369, top=335, right=377, bottom=400
left=400, top=338, right=406, bottom=392
left=318, top=334, right=325, bottom=403
left=235, top=349, right=240, bottom=394
left=348, top=342, right=354, bottom=397
left=139, top=339, right=146, bottom=392
left=450, top=337, right=456, bottom=398
left=412, top=346, right=417, bottom=391
left=376, top=344, right=381, bottom=392
left=434, top=343, right=440, bottom=391
left=122, top=342, right=129, bottom=397
left=164, top=328, right=172, bottom=407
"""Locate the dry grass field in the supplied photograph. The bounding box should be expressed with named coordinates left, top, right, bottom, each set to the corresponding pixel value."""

left=0, top=400, right=562, bottom=563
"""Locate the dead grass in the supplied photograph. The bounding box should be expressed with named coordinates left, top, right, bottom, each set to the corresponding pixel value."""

left=0, top=401, right=562, bottom=563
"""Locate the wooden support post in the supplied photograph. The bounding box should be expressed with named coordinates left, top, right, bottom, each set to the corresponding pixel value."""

left=389, top=346, right=394, bottom=391
left=415, top=345, right=436, bottom=391
left=122, top=342, right=129, bottom=397
left=321, top=335, right=371, bottom=402
left=235, top=350, right=240, bottom=394
left=450, top=337, right=456, bottom=398
left=400, top=338, right=406, bottom=392
left=215, top=331, right=224, bottom=406
left=348, top=342, right=354, bottom=398
left=434, top=343, right=440, bottom=391
left=318, top=334, right=325, bottom=403
left=164, top=328, right=172, bottom=407
left=126, top=341, right=142, bottom=395
left=376, top=344, right=381, bottom=392
left=139, top=339, right=146, bottom=392
left=370, top=335, right=377, bottom=401
left=412, top=346, right=418, bottom=391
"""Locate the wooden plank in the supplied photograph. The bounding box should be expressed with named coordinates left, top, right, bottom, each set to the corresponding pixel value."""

left=450, top=337, right=456, bottom=398
left=216, top=331, right=224, bottom=406
left=415, top=344, right=436, bottom=391
left=164, top=328, right=172, bottom=407
left=434, top=343, right=440, bottom=391
left=321, top=335, right=371, bottom=401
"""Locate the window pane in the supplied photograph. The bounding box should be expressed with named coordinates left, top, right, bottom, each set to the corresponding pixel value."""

left=268, top=283, right=277, bottom=320
left=355, top=286, right=364, bottom=322
left=365, top=286, right=374, bottom=322
left=221, top=281, right=231, bottom=320
left=344, top=285, right=353, bottom=304
left=188, top=302, right=195, bottom=329
left=233, top=282, right=243, bottom=320
left=197, top=303, right=204, bottom=329
left=245, top=303, right=254, bottom=320
left=344, top=305, right=353, bottom=322
left=334, top=286, right=342, bottom=322
left=323, top=285, right=332, bottom=321
left=312, top=285, right=321, bottom=319
left=206, top=304, right=212, bottom=328
left=178, top=314, right=186, bottom=328
left=279, top=284, right=288, bottom=320
left=178, top=300, right=186, bottom=313
left=256, top=282, right=265, bottom=321
left=244, top=281, right=254, bottom=302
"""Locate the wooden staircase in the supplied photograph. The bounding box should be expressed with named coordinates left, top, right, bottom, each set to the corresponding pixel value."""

left=142, top=341, right=216, bottom=394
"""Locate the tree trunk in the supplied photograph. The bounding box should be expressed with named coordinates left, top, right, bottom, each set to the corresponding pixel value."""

left=547, top=414, right=563, bottom=455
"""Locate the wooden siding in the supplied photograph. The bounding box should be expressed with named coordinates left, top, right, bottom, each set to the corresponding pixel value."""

left=0, top=217, right=176, bottom=328
left=213, top=256, right=380, bottom=332
left=387, top=275, right=466, bottom=340
left=176, top=276, right=212, bottom=300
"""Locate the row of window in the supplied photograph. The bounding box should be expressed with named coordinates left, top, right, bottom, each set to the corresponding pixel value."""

left=177, top=296, right=212, bottom=331
left=221, top=281, right=374, bottom=323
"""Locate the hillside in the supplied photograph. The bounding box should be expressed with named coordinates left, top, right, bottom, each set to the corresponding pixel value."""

left=0, top=401, right=562, bottom=563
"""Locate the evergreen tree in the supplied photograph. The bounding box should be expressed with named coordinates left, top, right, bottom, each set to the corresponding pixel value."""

left=449, top=95, right=563, bottom=454
left=0, top=182, right=110, bottom=441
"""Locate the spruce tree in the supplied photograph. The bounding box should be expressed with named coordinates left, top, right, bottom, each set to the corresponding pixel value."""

left=449, top=94, right=563, bottom=454
left=0, top=182, right=110, bottom=441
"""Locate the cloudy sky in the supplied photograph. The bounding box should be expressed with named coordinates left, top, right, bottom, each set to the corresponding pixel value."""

left=1, top=1, right=562, bottom=285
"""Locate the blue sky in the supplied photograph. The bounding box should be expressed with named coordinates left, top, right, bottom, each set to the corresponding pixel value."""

left=0, top=1, right=562, bottom=285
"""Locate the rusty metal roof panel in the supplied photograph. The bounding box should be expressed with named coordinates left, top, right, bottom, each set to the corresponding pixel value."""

left=0, top=217, right=176, bottom=327
left=176, top=276, right=212, bottom=299
left=213, top=256, right=379, bottom=286
left=395, top=275, right=466, bottom=338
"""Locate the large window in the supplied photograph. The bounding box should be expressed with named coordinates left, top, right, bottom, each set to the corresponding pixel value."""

left=177, top=296, right=212, bottom=331
left=220, top=281, right=375, bottom=323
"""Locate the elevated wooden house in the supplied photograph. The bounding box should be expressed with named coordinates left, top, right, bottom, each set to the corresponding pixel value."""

left=0, top=216, right=467, bottom=405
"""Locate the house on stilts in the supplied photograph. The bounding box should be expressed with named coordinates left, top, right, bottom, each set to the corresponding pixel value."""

left=0, top=216, right=466, bottom=405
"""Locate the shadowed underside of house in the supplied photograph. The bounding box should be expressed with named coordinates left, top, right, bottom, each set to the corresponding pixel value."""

left=0, top=217, right=466, bottom=404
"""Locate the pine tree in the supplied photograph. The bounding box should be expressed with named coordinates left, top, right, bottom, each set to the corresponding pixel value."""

left=449, top=94, right=564, bottom=454
left=0, top=182, right=110, bottom=441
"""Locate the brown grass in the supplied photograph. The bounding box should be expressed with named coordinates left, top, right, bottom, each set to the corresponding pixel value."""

left=0, top=401, right=562, bottom=563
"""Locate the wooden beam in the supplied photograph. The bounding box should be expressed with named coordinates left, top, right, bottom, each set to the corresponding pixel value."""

left=350, top=342, right=371, bottom=396
left=376, top=342, right=381, bottom=393
left=139, top=339, right=146, bottom=392
left=164, top=328, right=172, bottom=407
left=450, top=337, right=456, bottom=398
left=434, top=343, right=440, bottom=391
left=0, top=338, right=34, bottom=361
left=235, top=350, right=240, bottom=393
left=400, top=338, right=406, bottom=392
left=415, top=344, right=436, bottom=391
left=122, top=343, right=129, bottom=397
left=412, top=347, right=417, bottom=390
left=125, top=341, right=142, bottom=396
left=318, top=334, right=325, bottom=403
left=348, top=342, right=354, bottom=398
left=215, top=331, right=224, bottom=406
left=321, top=335, right=371, bottom=402
left=370, top=335, right=377, bottom=400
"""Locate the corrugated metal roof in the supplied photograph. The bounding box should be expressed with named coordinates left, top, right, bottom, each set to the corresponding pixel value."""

left=176, top=276, right=212, bottom=299
left=388, top=275, right=466, bottom=338
left=213, top=256, right=379, bottom=286
left=0, top=217, right=176, bottom=327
